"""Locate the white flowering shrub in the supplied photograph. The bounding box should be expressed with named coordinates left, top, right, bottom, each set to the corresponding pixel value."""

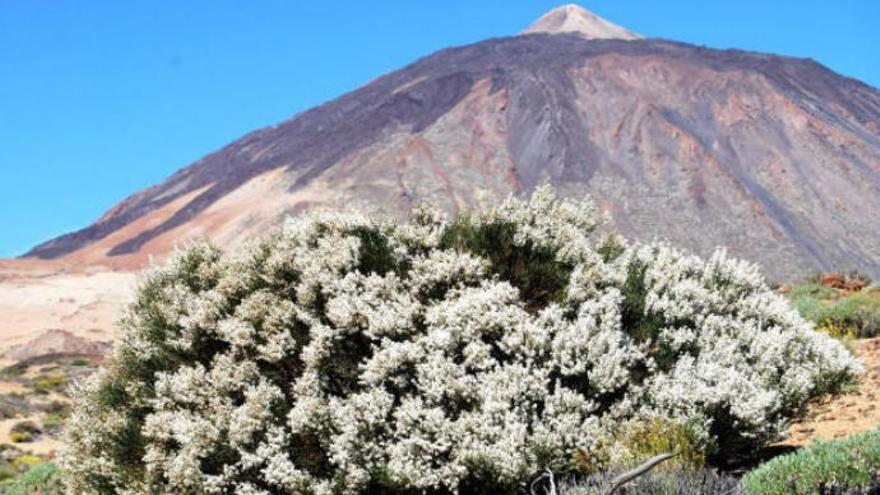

left=60, top=188, right=859, bottom=495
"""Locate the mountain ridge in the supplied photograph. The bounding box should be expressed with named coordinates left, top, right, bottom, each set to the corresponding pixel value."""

left=20, top=17, right=880, bottom=280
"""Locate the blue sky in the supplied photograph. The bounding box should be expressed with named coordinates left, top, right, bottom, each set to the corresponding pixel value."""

left=1, top=1, right=878, bottom=257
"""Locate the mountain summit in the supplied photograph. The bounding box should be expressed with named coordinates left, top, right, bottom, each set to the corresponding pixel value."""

left=522, top=4, right=643, bottom=40
left=21, top=9, right=880, bottom=280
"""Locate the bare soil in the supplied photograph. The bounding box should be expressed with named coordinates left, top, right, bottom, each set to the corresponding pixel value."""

left=781, top=337, right=880, bottom=446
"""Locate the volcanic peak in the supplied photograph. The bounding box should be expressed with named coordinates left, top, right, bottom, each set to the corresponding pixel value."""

left=523, top=4, right=643, bottom=40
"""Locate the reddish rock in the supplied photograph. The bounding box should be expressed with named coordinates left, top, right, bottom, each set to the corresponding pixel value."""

left=820, top=273, right=847, bottom=289
left=845, top=278, right=868, bottom=292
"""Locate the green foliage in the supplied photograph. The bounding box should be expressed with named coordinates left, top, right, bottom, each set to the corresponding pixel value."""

left=617, top=417, right=708, bottom=470
left=575, top=417, right=707, bottom=475
left=42, top=412, right=65, bottom=427
left=0, top=462, right=17, bottom=482
left=788, top=283, right=838, bottom=303
left=69, top=357, right=92, bottom=367
left=32, top=374, right=67, bottom=395
left=788, top=283, right=880, bottom=338
left=60, top=192, right=859, bottom=495
left=620, top=260, right=665, bottom=345
left=596, top=233, right=626, bottom=262
left=440, top=216, right=574, bottom=312
left=8, top=433, right=28, bottom=443
left=9, top=421, right=41, bottom=443
left=743, top=428, right=880, bottom=495
left=11, top=455, right=43, bottom=470
left=2, top=462, right=64, bottom=495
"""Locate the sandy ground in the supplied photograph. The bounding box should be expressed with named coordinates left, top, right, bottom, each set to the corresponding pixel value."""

left=0, top=381, right=31, bottom=395
left=0, top=416, right=58, bottom=456
left=781, top=337, right=880, bottom=446
left=0, top=260, right=135, bottom=366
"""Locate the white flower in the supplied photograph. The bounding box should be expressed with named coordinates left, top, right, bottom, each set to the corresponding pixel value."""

left=61, top=188, right=861, bottom=495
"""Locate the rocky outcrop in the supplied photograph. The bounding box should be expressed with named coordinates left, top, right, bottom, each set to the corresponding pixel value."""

left=0, top=329, right=109, bottom=362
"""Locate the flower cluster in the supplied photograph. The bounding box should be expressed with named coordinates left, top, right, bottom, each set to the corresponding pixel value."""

left=60, top=187, right=860, bottom=495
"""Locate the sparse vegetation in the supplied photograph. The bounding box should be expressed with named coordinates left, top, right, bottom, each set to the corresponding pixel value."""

left=786, top=274, right=880, bottom=339
left=9, top=421, right=41, bottom=443
left=32, top=374, right=67, bottom=395
left=0, top=445, right=62, bottom=493
left=0, top=393, right=30, bottom=420
left=1, top=462, right=64, bottom=495
left=0, top=354, right=102, bottom=490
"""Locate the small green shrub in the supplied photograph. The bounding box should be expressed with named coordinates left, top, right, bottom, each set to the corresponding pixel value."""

left=69, top=357, right=92, bottom=367
left=787, top=282, right=880, bottom=340
left=2, top=462, right=64, bottom=495
left=0, top=461, right=17, bottom=482
left=617, top=417, right=707, bottom=470
left=42, top=409, right=67, bottom=436
left=32, top=374, right=67, bottom=395
left=8, top=433, right=29, bottom=444
left=42, top=411, right=65, bottom=427
left=1, top=363, right=28, bottom=377
left=825, top=291, right=880, bottom=338
left=40, top=400, right=68, bottom=415
left=0, top=393, right=31, bottom=420
left=788, top=283, right=880, bottom=339
left=575, top=416, right=707, bottom=474
left=9, top=421, right=41, bottom=443
left=743, top=428, right=880, bottom=495
left=11, top=454, right=43, bottom=470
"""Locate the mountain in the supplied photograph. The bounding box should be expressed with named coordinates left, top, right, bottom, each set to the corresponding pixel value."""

left=523, top=4, right=643, bottom=40
left=18, top=5, right=880, bottom=282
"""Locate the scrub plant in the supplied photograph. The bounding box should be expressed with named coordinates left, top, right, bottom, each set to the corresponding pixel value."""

left=61, top=188, right=860, bottom=495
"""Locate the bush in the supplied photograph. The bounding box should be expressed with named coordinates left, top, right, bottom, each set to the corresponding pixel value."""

left=61, top=188, right=860, bottom=495
left=0, top=461, right=16, bottom=482
left=743, top=428, right=880, bottom=495
left=69, top=357, right=92, bottom=367
left=575, top=416, right=707, bottom=475
left=12, top=454, right=43, bottom=470
left=2, top=462, right=64, bottom=495
left=0, top=393, right=31, bottom=420
left=825, top=291, right=880, bottom=338
left=558, top=465, right=744, bottom=495
left=9, top=421, right=41, bottom=443
left=788, top=283, right=880, bottom=339
left=32, top=374, right=67, bottom=395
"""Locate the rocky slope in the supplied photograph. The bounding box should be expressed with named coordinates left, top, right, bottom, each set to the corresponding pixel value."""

left=23, top=5, right=880, bottom=280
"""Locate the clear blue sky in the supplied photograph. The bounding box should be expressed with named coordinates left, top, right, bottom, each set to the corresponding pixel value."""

left=1, top=1, right=878, bottom=257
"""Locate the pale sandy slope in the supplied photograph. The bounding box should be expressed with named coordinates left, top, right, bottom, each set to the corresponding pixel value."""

left=0, top=259, right=135, bottom=367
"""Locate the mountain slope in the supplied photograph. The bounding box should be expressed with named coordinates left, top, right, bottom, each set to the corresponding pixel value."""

left=23, top=6, right=880, bottom=280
